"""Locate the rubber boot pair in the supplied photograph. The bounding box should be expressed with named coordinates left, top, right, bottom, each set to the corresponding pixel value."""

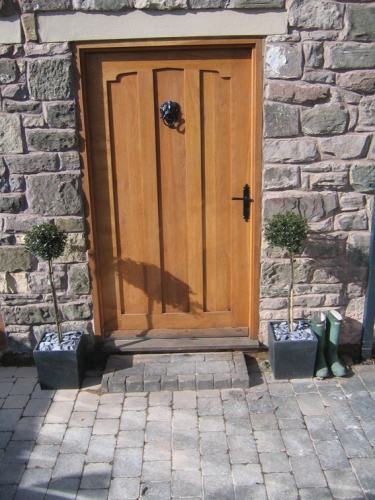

left=311, top=310, right=347, bottom=378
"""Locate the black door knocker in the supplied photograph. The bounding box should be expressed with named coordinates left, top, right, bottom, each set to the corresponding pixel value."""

left=160, top=101, right=180, bottom=128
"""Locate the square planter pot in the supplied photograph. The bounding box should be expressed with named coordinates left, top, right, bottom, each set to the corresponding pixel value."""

left=33, top=332, right=86, bottom=390
left=268, top=321, right=318, bottom=380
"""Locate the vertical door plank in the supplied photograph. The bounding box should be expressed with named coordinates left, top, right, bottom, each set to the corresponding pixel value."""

left=155, top=69, right=189, bottom=313
left=184, top=68, right=204, bottom=314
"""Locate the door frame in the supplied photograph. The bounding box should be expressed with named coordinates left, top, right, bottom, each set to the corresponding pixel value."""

left=75, top=37, right=263, bottom=343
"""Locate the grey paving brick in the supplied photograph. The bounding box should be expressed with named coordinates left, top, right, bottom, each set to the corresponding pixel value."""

left=172, top=409, right=198, bottom=429
left=349, top=396, right=375, bottom=421
left=0, top=408, right=23, bottom=431
left=317, top=384, right=347, bottom=407
left=100, top=392, right=124, bottom=405
left=60, top=426, right=92, bottom=454
left=2, top=440, right=34, bottom=464
left=225, top=417, right=253, bottom=436
left=77, top=488, right=108, bottom=499
left=359, top=370, right=375, bottom=390
left=298, top=487, right=333, bottom=500
left=203, top=474, right=235, bottom=500
left=117, top=430, right=145, bottom=448
left=86, top=434, right=116, bottom=462
left=69, top=410, right=96, bottom=427
left=93, top=417, right=119, bottom=435
left=23, top=398, right=51, bottom=417
left=109, top=477, right=140, bottom=500
left=251, top=413, right=278, bottom=430
left=272, top=396, right=302, bottom=419
left=143, top=376, right=161, bottom=392
left=255, top=430, right=285, bottom=453
left=120, top=410, right=147, bottom=430
left=12, top=417, right=44, bottom=441
left=112, top=447, right=143, bottom=477
left=144, top=362, right=167, bottom=376
left=281, top=429, right=315, bottom=456
left=278, top=417, right=306, bottom=430
left=10, top=377, right=37, bottom=396
left=199, top=415, right=225, bottom=432
left=264, top=472, right=298, bottom=500
left=202, top=453, right=231, bottom=475
left=31, top=386, right=55, bottom=400
left=126, top=376, right=144, bottom=392
left=247, top=392, right=274, bottom=414
left=0, top=432, right=12, bottom=449
left=172, top=470, right=202, bottom=498
left=170, top=353, right=203, bottom=363
left=53, top=389, right=79, bottom=402
left=27, top=444, right=60, bottom=469
left=198, top=389, right=221, bottom=398
left=15, top=468, right=52, bottom=500
left=96, top=404, right=122, bottom=419
left=304, top=415, right=338, bottom=441
left=81, top=462, right=112, bottom=489
left=46, top=478, right=80, bottom=500
left=296, top=392, right=326, bottom=416
left=15, top=367, right=37, bottom=378
left=229, top=440, right=259, bottom=464
left=315, top=439, right=350, bottom=469
left=37, top=423, right=66, bottom=445
left=200, top=431, right=228, bottom=455
left=172, top=428, right=199, bottom=450
left=44, top=401, right=74, bottom=424
left=196, top=373, right=214, bottom=390
left=268, top=382, right=294, bottom=397
left=361, top=419, right=375, bottom=446
left=172, top=449, right=201, bottom=470
left=0, top=382, right=14, bottom=398
left=74, top=391, right=99, bottom=411
left=160, top=375, right=178, bottom=391
left=223, top=398, right=249, bottom=419
left=291, top=379, right=317, bottom=393
left=2, top=394, right=30, bottom=409
left=167, top=361, right=196, bottom=375
left=232, top=463, right=263, bottom=486
left=327, top=404, right=360, bottom=431
left=141, top=460, right=171, bottom=482
left=108, top=376, right=125, bottom=392
left=351, top=457, right=375, bottom=497
left=178, top=374, right=196, bottom=390
left=0, top=463, right=25, bottom=486
left=0, top=367, right=17, bottom=378
left=146, top=420, right=172, bottom=442
left=139, top=481, right=170, bottom=500
left=173, top=390, right=197, bottom=409
left=339, top=428, right=374, bottom=458
left=197, top=397, right=222, bottom=416
left=213, top=373, right=231, bottom=389
left=143, top=441, right=171, bottom=461
left=52, top=453, right=85, bottom=479
left=0, top=485, right=17, bottom=500
left=147, top=406, right=171, bottom=422
left=324, top=468, right=363, bottom=498
left=259, top=452, right=290, bottom=473
left=290, top=455, right=327, bottom=488
left=149, top=391, right=172, bottom=406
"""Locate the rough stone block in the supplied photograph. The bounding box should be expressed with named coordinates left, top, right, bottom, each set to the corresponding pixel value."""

left=263, top=165, right=300, bottom=190
left=264, top=102, right=299, bottom=137
left=62, top=302, right=91, bottom=321
left=325, top=43, right=375, bottom=70
left=337, top=71, right=375, bottom=95
left=303, top=42, right=323, bottom=68
left=334, top=211, right=368, bottom=231
left=58, top=151, right=81, bottom=170
left=68, top=263, right=90, bottom=295
left=44, top=101, right=76, bottom=128
left=226, top=0, right=284, bottom=8
left=134, top=0, right=187, bottom=9
left=264, top=139, right=319, bottom=163
left=21, top=0, right=71, bottom=11
left=320, top=134, right=371, bottom=160
left=309, top=172, right=348, bottom=190
left=26, top=129, right=77, bottom=152
left=73, top=0, right=134, bottom=10
left=0, top=247, right=32, bottom=272
left=339, top=192, right=365, bottom=211
left=27, top=173, right=82, bottom=215
left=358, top=97, right=375, bottom=129
left=0, top=115, right=23, bottom=154
left=350, top=162, right=375, bottom=193
left=2, top=304, right=54, bottom=325
left=347, top=233, right=370, bottom=267
left=345, top=5, right=375, bottom=42
left=28, top=58, right=73, bottom=100
left=288, top=0, right=343, bottom=30
left=0, top=59, right=18, bottom=84
left=21, top=13, right=38, bottom=42
left=301, top=104, right=348, bottom=135
left=265, top=44, right=303, bottom=79
left=2, top=84, right=28, bottom=99
left=3, top=100, right=41, bottom=114
left=0, top=194, right=25, bottom=213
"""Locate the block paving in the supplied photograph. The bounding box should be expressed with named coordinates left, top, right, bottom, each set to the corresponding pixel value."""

left=0, top=356, right=374, bottom=499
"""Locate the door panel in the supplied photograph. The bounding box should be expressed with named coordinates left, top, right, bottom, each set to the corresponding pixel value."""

left=83, top=45, right=257, bottom=337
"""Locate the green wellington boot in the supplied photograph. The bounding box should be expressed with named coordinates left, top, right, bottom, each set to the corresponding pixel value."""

left=326, top=310, right=347, bottom=377
left=311, top=311, right=329, bottom=378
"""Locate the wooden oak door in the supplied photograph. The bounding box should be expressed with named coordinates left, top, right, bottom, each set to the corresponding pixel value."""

left=81, top=41, right=260, bottom=338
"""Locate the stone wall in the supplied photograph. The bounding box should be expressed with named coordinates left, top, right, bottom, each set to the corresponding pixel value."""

left=0, top=0, right=374, bottom=350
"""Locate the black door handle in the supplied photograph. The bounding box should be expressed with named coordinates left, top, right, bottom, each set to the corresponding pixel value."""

left=232, top=184, right=252, bottom=222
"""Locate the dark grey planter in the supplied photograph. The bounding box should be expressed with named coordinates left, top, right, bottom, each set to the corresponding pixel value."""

left=268, top=321, right=318, bottom=380
left=33, top=333, right=86, bottom=390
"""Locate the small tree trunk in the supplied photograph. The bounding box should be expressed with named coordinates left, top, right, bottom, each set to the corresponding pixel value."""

left=288, top=252, right=294, bottom=333
left=48, top=260, right=62, bottom=344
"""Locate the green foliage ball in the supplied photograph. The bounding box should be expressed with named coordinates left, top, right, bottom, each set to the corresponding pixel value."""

left=264, top=211, right=308, bottom=255
left=25, top=222, right=68, bottom=262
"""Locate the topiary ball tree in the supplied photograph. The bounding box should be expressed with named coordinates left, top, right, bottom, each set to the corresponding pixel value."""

left=25, top=222, right=68, bottom=344
left=264, top=211, right=309, bottom=333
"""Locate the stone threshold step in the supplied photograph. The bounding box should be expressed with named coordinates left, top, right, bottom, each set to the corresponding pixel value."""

left=102, top=352, right=250, bottom=393
left=103, top=336, right=260, bottom=354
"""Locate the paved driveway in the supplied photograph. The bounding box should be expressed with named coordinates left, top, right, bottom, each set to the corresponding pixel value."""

left=0, top=357, right=374, bottom=499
